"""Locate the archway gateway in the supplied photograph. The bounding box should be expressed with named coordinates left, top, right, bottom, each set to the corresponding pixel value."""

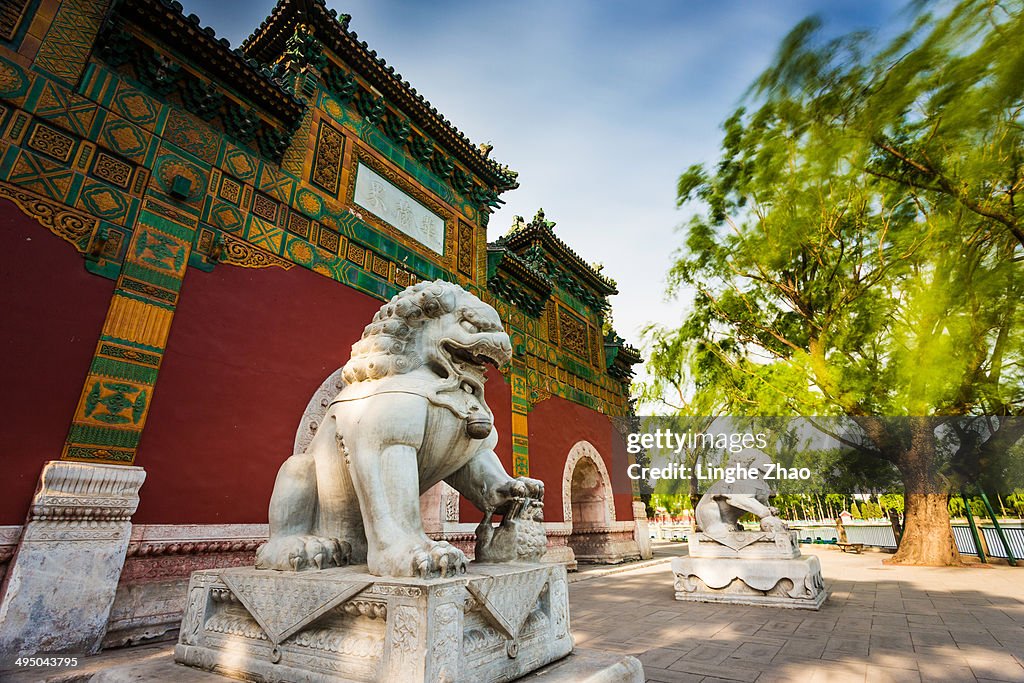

left=562, top=441, right=641, bottom=564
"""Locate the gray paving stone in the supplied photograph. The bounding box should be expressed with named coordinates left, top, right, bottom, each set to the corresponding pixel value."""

left=865, top=664, right=922, bottom=682
left=643, top=667, right=705, bottom=683
left=639, top=647, right=691, bottom=669
left=568, top=544, right=1024, bottom=683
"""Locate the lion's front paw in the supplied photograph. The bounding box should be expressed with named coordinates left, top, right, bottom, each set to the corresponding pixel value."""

left=488, top=476, right=544, bottom=511
left=411, top=540, right=468, bottom=579
left=516, top=476, right=544, bottom=499
left=759, top=516, right=788, bottom=533
left=256, top=535, right=352, bottom=572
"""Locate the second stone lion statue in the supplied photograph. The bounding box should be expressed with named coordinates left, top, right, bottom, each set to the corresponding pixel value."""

left=256, top=280, right=545, bottom=579
left=694, top=449, right=788, bottom=550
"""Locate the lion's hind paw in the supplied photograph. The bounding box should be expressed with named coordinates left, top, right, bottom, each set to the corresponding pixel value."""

left=256, top=535, right=352, bottom=572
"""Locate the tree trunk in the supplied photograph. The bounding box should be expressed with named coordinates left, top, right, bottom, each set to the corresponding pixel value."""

left=889, top=492, right=959, bottom=565
left=689, top=465, right=701, bottom=529
left=888, top=419, right=961, bottom=566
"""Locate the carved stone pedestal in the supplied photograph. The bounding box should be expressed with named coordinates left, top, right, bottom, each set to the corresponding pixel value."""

left=632, top=501, right=653, bottom=561
left=568, top=526, right=641, bottom=564
left=670, top=532, right=827, bottom=610
left=175, top=562, right=573, bottom=682
left=0, top=461, right=146, bottom=656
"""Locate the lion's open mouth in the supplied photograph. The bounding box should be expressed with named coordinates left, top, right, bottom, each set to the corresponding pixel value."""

left=444, top=340, right=508, bottom=369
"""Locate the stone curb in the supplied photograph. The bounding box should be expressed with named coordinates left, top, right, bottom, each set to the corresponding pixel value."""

left=567, top=556, right=674, bottom=584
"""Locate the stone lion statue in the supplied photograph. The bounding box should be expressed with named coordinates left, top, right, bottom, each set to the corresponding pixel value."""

left=256, top=280, right=544, bottom=578
left=694, top=449, right=788, bottom=548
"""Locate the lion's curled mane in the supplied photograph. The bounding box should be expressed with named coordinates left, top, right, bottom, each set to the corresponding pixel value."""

left=342, top=281, right=459, bottom=383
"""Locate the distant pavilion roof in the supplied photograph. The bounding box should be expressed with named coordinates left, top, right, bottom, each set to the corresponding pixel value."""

left=499, top=210, right=618, bottom=297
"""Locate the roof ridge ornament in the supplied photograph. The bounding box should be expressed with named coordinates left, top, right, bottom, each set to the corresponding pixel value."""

left=282, top=23, right=327, bottom=72
left=507, top=215, right=526, bottom=236
left=530, top=208, right=555, bottom=230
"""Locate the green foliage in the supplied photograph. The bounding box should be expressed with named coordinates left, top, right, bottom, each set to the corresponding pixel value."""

left=880, top=493, right=905, bottom=514
left=825, top=493, right=848, bottom=517
left=850, top=502, right=862, bottom=519
left=948, top=494, right=989, bottom=519
left=651, top=493, right=693, bottom=516
left=651, top=0, right=1024, bottom=531
left=1007, top=490, right=1024, bottom=517
left=649, top=473, right=693, bottom=498
left=948, top=496, right=965, bottom=517
left=860, top=500, right=883, bottom=519
left=771, top=493, right=836, bottom=520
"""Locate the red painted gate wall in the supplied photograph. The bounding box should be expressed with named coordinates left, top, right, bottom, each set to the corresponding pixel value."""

left=0, top=212, right=115, bottom=524
left=133, top=264, right=380, bottom=524
left=527, top=394, right=634, bottom=523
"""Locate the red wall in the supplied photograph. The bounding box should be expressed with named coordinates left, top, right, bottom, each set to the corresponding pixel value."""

left=528, top=395, right=634, bottom=523
left=133, top=263, right=381, bottom=524
left=457, top=366, right=511, bottom=524
left=0, top=210, right=115, bottom=524
left=0, top=209, right=626, bottom=532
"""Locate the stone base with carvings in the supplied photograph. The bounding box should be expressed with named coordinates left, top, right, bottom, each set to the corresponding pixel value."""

left=175, top=562, right=572, bottom=682
left=671, top=554, right=827, bottom=610
left=0, top=461, right=146, bottom=656
left=688, top=530, right=802, bottom=559
left=568, top=527, right=641, bottom=565
left=632, top=501, right=653, bottom=561
left=99, top=523, right=580, bottom=649
left=540, top=543, right=577, bottom=571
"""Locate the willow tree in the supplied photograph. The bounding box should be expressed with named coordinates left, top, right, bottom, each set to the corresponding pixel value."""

left=638, top=326, right=728, bottom=511
left=660, top=0, right=1023, bottom=565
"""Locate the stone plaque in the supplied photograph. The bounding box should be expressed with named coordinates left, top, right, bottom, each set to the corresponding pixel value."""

left=353, top=162, right=444, bottom=254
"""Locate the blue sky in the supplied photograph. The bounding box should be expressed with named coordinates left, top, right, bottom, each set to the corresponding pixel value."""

left=179, top=0, right=905, bottom=359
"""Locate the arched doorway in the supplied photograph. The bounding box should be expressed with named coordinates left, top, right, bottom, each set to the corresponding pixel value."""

left=561, top=441, right=615, bottom=528
left=562, top=441, right=638, bottom=564
left=568, top=454, right=612, bottom=529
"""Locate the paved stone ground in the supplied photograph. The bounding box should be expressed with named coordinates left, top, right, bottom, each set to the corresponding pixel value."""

left=571, top=546, right=1024, bottom=683
left=5, top=544, right=1022, bottom=682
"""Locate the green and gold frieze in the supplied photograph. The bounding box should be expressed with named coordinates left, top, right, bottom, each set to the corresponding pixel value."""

left=0, top=0, right=638, bottom=470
